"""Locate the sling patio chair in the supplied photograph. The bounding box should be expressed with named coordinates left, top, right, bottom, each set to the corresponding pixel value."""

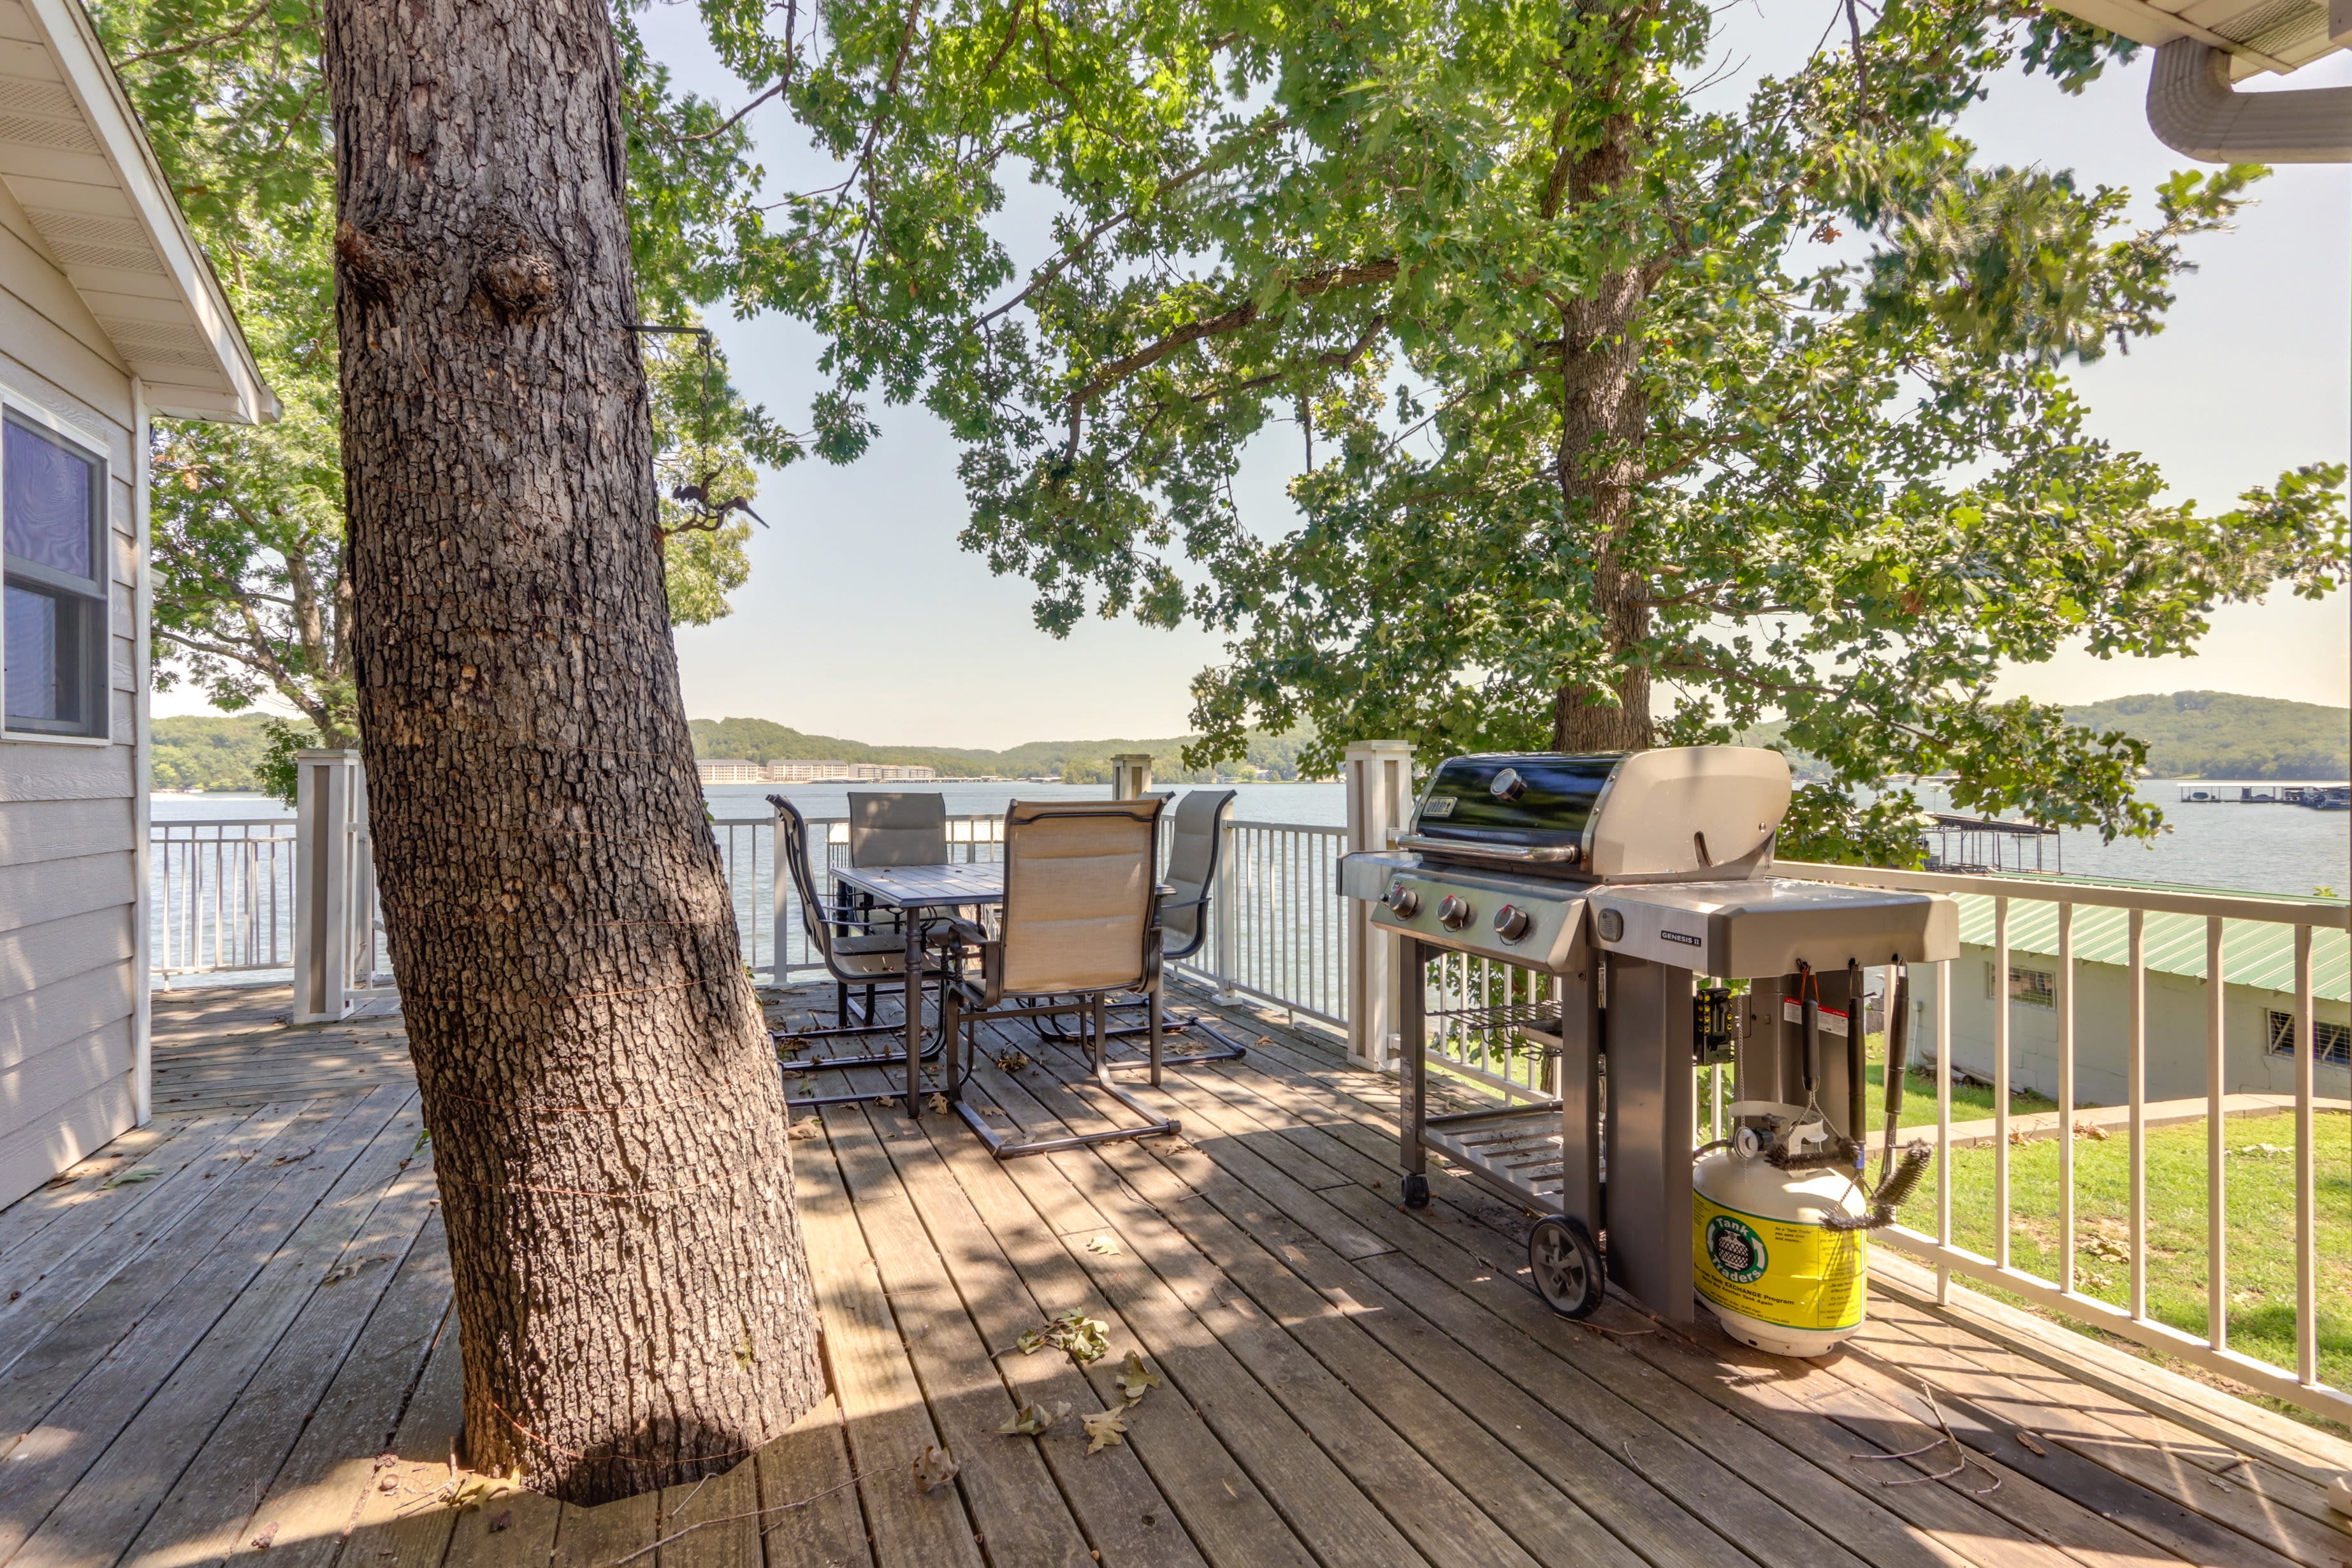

left=938, top=798, right=1182, bottom=1159
left=767, top=794, right=959, bottom=1083
left=846, top=790, right=950, bottom=868
left=1021, top=788, right=1249, bottom=1068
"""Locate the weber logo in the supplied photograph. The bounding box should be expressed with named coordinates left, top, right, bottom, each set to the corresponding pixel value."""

left=1660, top=929, right=1701, bottom=947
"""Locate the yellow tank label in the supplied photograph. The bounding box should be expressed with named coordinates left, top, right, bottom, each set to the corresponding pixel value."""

left=1692, top=1191, right=1866, bottom=1332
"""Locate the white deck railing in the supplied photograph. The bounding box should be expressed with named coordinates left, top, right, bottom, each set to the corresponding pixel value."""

left=149, top=793, right=2344, bottom=1422
left=1183, top=821, right=1349, bottom=1027
left=1775, top=859, right=2349, bottom=1426
left=152, top=819, right=300, bottom=976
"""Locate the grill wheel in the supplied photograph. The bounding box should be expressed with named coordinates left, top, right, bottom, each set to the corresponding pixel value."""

left=1528, top=1215, right=1605, bottom=1318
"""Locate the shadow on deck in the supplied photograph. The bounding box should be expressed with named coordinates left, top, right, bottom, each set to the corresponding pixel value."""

left=1, top=980, right=2346, bottom=1568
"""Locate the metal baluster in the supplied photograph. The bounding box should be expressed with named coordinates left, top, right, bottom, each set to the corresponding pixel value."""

left=2293, top=924, right=2316, bottom=1388
left=2206, top=915, right=2226, bottom=1351
left=1936, top=955, right=1952, bottom=1303
left=1994, top=896, right=2010, bottom=1270
left=2128, top=907, right=2147, bottom=1322
left=2057, top=903, right=2075, bottom=1295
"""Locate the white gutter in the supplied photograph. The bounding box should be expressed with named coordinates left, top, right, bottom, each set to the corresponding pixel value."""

left=2147, top=38, right=2352, bottom=163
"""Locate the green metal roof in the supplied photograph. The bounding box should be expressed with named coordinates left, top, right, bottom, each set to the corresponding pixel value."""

left=1954, top=887, right=2351, bottom=1003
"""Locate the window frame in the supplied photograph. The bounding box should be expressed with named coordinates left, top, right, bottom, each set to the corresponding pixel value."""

left=2007, top=965, right=2056, bottom=1009
left=2264, top=1009, right=2352, bottom=1068
left=1, top=401, right=111, bottom=743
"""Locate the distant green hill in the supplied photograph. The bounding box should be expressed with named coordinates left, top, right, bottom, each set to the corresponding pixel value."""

left=1739, top=692, right=2349, bottom=783
left=686, top=717, right=1310, bottom=781
left=152, top=714, right=277, bottom=792
left=2063, top=692, right=2348, bottom=780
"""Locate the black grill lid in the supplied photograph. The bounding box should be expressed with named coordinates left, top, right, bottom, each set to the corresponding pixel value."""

left=1411, top=753, right=1625, bottom=850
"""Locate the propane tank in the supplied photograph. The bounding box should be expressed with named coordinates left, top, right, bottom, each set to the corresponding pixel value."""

left=1694, top=1119, right=1869, bottom=1356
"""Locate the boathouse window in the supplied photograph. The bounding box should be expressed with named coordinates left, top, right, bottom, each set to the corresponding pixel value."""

left=2008, top=966, right=2055, bottom=1009
left=2265, top=1010, right=2351, bottom=1067
left=2, top=410, right=108, bottom=739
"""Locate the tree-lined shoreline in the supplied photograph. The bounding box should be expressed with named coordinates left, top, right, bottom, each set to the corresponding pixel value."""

left=152, top=690, right=2349, bottom=794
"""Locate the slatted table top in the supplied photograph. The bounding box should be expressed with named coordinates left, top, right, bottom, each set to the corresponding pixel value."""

left=832, top=860, right=1005, bottom=908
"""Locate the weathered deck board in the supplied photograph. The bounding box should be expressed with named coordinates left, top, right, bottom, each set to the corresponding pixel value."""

left=901, top=1097, right=1320, bottom=1568
left=0, top=980, right=2338, bottom=1568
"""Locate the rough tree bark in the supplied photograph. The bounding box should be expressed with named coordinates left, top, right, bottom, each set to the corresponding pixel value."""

left=323, top=0, right=821, bottom=1503
left=1549, top=31, right=1657, bottom=757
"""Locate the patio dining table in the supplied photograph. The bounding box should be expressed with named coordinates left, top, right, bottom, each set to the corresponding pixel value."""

left=828, top=860, right=1004, bottom=1112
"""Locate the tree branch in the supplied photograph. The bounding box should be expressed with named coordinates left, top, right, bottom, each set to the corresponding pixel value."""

left=1063, top=260, right=1398, bottom=457
left=976, top=120, right=1283, bottom=330
left=117, top=0, right=277, bottom=63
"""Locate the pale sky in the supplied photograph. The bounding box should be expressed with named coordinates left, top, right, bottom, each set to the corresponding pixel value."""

left=157, top=11, right=2352, bottom=747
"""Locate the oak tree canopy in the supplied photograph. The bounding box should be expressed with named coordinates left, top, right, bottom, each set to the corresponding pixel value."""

left=698, top=0, right=2346, bottom=855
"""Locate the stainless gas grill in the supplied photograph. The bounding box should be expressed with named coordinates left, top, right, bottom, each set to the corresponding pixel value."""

left=1338, top=746, right=1958, bottom=1324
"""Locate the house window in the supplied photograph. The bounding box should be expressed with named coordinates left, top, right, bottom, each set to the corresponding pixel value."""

left=3, top=412, right=107, bottom=737
left=2008, top=966, right=2055, bottom=1008
left=2265, top=1011, right=2351, bottom=1068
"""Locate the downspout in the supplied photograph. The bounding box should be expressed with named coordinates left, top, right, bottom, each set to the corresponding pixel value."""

left=2147, top=37, right=2352, bottom=163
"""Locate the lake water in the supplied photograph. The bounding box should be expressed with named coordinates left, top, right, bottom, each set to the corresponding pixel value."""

left=156, top=776, right=2349, bottom=900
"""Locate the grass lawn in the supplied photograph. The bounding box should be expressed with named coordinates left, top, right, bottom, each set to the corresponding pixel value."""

left=1862, top=1031, right=2058, bottom=1129
left=1890, top=1110, right=2351, bottom=1430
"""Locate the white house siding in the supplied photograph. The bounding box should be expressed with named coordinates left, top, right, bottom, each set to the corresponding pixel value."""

left=0, top=178, right=143, bottom=1207
left=1909, top=947, right=2352, bottom=1107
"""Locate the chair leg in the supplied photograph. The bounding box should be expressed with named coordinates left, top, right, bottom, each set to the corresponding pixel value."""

left=944, top=988, right=962, bottom=1102
left=959, top=993, right=1180, bottom=1160
left=1148, top=982, right=1164, bottom=1089
left=776, top=976, right=949, bottom=1072
left=835, top=982, right=848, bottom=1029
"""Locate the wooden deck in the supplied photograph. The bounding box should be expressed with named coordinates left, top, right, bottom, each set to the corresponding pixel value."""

left=3, top=980, right=2348, bottom=1568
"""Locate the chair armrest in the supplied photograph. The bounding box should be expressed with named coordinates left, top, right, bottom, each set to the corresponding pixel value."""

left=932, top=915, right=985, bottom=946
left=808, top=901, right=903, bottom=933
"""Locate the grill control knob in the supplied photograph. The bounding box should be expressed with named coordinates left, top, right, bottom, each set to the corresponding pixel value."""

left=1383, top=883, right=1421, bottom=918
left=1437, top=894, right=1474, bottom=931
left=1493, top=904, right=1532, bottom=943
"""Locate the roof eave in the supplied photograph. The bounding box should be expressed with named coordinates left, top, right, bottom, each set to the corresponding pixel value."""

left=24, top=0, right=278, bottom=425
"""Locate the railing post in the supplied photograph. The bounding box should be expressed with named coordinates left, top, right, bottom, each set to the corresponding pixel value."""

left=1344, top=740, right=1414, bottom=1072
left=1110, top=754, right=1153, bottom=799
left=1212, top=822, right=1240, bottom=1003
left=291, top=749, right=365, bottom=1024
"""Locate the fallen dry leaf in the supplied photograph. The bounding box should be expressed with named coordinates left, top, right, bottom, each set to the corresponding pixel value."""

left=873, top=1096, right=899, bottom=1110
left=911, top=1445, right=958, bottom=1492
left=787, top=1120, right=822, bottom=1141
left=1085, top=1236, right=1122, bottom=1257
left=1017, top=1309, right=1111, bottom=1364
left=1082, top=1409, right=1128, bottom=1453
left=926, top=1093, right=950, bottom=1113
left=2015, top=1432, right=2047, bottom=1457
left=997, top=1400, right=1071, bottom=1436
left=1115, top=1351, right=1161, bottom=1405
left=992, top=1050, right=1031, bottom=1073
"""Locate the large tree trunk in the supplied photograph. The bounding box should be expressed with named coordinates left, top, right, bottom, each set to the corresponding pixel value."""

left=1550, top=54, right=1655, bottom=755
left=324, top=0, right=821, bottom=1504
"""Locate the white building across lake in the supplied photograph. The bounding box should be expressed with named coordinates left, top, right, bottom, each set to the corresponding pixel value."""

left=0, top=0, right=273, bottom=1205
left=695, top=757, right=940, bottom=783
